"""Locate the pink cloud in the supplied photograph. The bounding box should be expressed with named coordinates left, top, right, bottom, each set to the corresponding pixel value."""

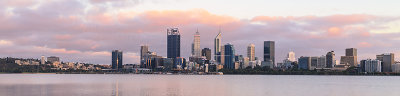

left=327, top=27, right=343, bottom=37
left=358, top=42, right=373, bottom=48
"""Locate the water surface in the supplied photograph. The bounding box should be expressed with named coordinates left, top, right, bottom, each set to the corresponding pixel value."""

left=0, top=74, right=399, bottom=96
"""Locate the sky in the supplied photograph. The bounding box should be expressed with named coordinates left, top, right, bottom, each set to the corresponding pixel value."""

left=0, top=0, right=400, bottom=64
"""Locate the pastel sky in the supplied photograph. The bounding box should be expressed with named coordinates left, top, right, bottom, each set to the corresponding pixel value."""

left=0, top=0, right=400, bottom=64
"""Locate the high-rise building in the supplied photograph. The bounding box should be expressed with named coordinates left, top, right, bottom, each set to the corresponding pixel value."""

left=247, top=44, right=255, bottom=61
left=346, top=48, right=357, bottom=57
left=192, top=30, right=201, bottom=57
left=214, top=30, right=222, bottom=61
left=47, top=56, right=60, bottom=63
left=263, top=41, right=275, bottom=66
left=224, top=43, right=236, bottom=69
left=167, top=28, right=181, bottom=58
left=298, top=56, right=311, bottom=70
left=112, top=50, right=123, bottom=70
left=377, top=53, right=395, bottom=72
left=287, top=51, right=296, bottom=62
left=326, top=51, right=335, bottom=68
left=202, top=48, right=211, bottom=60
left=41, top=56, right=45, bottom=65
left=220, top=46, right=225, bottom=65
left=340, top=48, right=358, bottom=67
left=140, top=45, right=149, bottom=65
left=360, top=59, right=382, bottom=72
left=317, top=56, right=326, bottom=68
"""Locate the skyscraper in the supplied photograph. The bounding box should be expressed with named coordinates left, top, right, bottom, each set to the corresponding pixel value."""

left=263, top=41, right=275, bottom=66
left=377, top=53, right=395, bottom=72
left=41, top=55, right=45, bottom=65
left=298, top=56, right=311, bottom=70
left=340, top=48, right=357, bottom=67
left=360, top=59, right=382, bottom=73
left=224, top=43, right=236, bottom=69
left=346, top=48, right=357, bottom=56
left=247, top=44, right=255, bottom=61
left=192, top=30, right=201, bottom=57
left=112, top=50, right=123, bottom=70
left=214, top=30, right=222, bottom=61
left=220, top=46, right=225, bottom=65
left=167, top=28, right=181, bottom=58
left=287, top=51, right=296, bottom=62
left=326, top=51, right=335, bottom=68
left=202, top=48, right=211, bottom=60
left=140, top=45, right=149, bottom=65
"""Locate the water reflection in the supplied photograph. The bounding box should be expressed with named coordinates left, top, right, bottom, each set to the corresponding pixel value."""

left=0, top=74, right=400, bottom=96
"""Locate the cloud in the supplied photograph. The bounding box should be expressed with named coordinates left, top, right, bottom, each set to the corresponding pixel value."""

left=0, top=40, right=13, bottom=46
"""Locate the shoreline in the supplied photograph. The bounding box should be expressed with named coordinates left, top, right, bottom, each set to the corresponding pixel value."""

left=0, top=72, right=399, bottom=76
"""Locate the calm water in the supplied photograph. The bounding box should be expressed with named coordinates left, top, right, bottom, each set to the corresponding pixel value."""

left=0, top=74, right=399, bottom=96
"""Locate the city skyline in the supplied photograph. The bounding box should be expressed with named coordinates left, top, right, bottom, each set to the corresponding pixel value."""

left=1, top=0, right=400, bottom=64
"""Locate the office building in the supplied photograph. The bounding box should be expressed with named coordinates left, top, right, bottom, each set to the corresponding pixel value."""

left=298, top=56, right=311, bottom=70
left=326, top=51, right=335, bottom=68
left=214, top=30, right=222, bottom=62
left=247, top=44, right=255, bottom=61
left=360, top=59, right=382, bottom=73
left=167, top=28, right=181, bottom=58
left=391, top=62, right=400, bottom=73
left=202, top=48, right=211, bottom=60
left=140, top=45, right=149, bottom=65
left=377, top=53, right=395, bottom=72
left=192, top=30, right=201, bottom=57
left=317, top=56, right=326, bottom=68
left=287, top=51, right=296, bottom=62
left=220, top=46, right=225, bottom=65
left=47, top=56, right=60, bottom=63
left=112, top=50, right=123, bottom=70
left=224, top=43, right=236, bottom=69
left=264, top=41, right=275, bottom=67
left=41, top=56, right=45, bottom=65
left=340, top=48, right=358, bottom=67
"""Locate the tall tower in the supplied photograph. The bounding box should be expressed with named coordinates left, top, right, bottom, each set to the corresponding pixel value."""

left=41, top=55, right=45, bottom=65
left=224, top=43, right=235, bottom=69
left=192, top=30, right=201, bottom=57
left=214, top=30, right=222, bottom=60
left=287, top=51, right=296, bottom=62
left=167, top=28, right=181, bottom=58
left=112, top=50, right=123, bottom=70
left=140, top=45, right=149, bottom=65
left=264, top=41, right=275, bottom=66
left=326, top=51, right=335, bottom=68
left=247, top=44, right=255, bottom=61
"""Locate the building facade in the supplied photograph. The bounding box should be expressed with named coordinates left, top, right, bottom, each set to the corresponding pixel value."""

left=214, top=31, right=222, bottom=61
left=247, top=44, right=255, bottom=61
left=298, top=56, right=311, bottom=70
left=167, top=28, right=181, bottom=58
left=377, top=53, right=395, bottom=72
left=326, top=51, right=335, bottom=68
left=340, top=48, right=358, bottom=67
left=47, top=56, right=60, bottom=63
left=224, top=43, right=236, bottom=69
left=202, top=48, right=212, bottom=61
left=140, top=45, right=149, bottom=65
left=360, top=59, right=382, bottom=73
left=263, top=41, right=275, bottom=67
left=112, top=50, right=123, bottom=70
left=192, top=30, right=201, bottom=57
